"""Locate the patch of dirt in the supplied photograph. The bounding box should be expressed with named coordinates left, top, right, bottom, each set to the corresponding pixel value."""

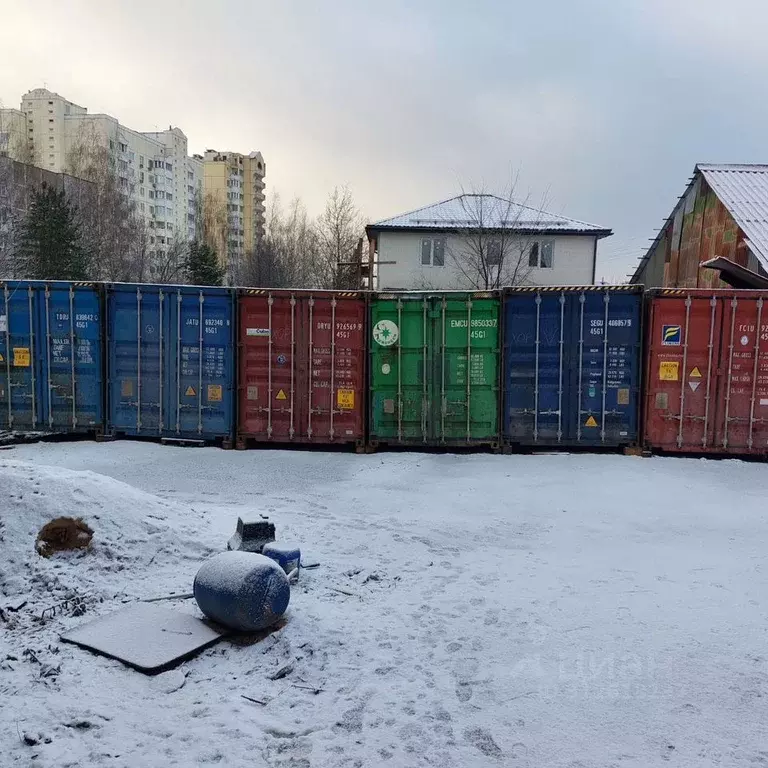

left=36, top=517, right=93, bottom=558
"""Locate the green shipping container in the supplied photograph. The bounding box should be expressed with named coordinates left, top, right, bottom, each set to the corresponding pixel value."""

left=369, top=292, right=500, bottom=447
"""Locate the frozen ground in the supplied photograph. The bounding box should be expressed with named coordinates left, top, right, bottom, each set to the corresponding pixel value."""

left=1, top=442, right=768, bottom=768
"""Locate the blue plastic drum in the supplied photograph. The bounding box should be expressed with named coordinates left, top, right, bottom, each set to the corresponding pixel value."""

left=193, top=551, right=290, bottom=632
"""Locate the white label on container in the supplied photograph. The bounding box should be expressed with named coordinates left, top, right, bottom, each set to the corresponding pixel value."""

left=0, top=315, right=6, bottom=333
left=246, top=328, right=270, bottom=337
left=760, top=398, right=768, bottom=407
left=619, top=431, right=628, bottom=436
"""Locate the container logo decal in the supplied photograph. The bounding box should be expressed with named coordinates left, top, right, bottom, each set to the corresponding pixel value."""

left=337, top=388, right=355, bottom=410
left=584, top=415, right=598, bottom=427
left=276, top=354, right=287, bottom=365
left=741, top=335, right=750, bottom=346
left=662, top=325, right=681, bottom=345
left=12, top=347, right=30, bottom=367
left=659, top=361, right=679, bottom=381
left=381, top=363, right=391, bottom=375
left=276, top=389, right=287, bottom=401
left=373, top=320, right=399, bottom=347
left=246, top=328, right=271, bottom=337
left=207, top=384, right=223, bottom=402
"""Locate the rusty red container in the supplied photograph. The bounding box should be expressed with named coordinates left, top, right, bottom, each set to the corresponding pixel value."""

left=643, top=289, right=768, bottom=455
left=237, top=290, right=366, bottom=447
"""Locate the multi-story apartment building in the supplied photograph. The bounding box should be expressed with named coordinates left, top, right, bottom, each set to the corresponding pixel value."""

left=0, top=88, right=204, bottom=263
left=1, top=88, right=266, bottom=282
left=202, top=149, right=266, bottom=280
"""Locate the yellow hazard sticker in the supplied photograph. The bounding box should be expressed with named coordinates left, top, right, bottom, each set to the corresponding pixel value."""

left=13, top=347, right=30, bottom=367
left=207, top=384, right=222, bottom=402
left=0, top=353, right=4, bottom=362
left=659, top=361, right=679, bottom=381
left=584, top=415, right=598, bottom=428
left=276, top=389, right=287, bottom=401
left=185, top=385, right=196, bottom=397
left=337, top=388, right=355, bottom=410
left=690, top=366, right=702, bottom=378
left=121, top=379, right=133, bottom=397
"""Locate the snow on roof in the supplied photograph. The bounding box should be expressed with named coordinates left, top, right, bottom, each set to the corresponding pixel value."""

left=368, top=194, right=611, bottom=236
left=697, top=164, right=768, bottom=269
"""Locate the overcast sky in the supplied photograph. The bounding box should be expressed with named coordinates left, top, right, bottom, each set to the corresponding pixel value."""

left=2, top=0, right=768, bottom=280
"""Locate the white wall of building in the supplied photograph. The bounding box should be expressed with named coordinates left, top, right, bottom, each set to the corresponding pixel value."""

left=375, top=231, right=598, bottom=289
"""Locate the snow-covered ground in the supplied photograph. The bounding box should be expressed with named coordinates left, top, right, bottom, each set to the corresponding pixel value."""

left=1, top=442, right=767, bottom=767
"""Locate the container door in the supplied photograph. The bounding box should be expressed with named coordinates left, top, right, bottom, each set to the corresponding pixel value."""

left=170, top=289, right=233, bottom=439
left=302, top=295, right=366, bottom=442
left=503, top=291, right=568, bottom=443
left=712, top=294, right=768, bottom=453
left=645, top=294, right=724, bottom=451
left=0, top=283, right=39, bottom=431
left=370, top=296, right=428, bottom=442
left=570, top=290, right=641, bottom=445
left=108, top=286, right=165, bottom=435
left=239, top=293, right=297, bottom=440
left=39, top=284, right=102, bottom=432
left=437, top=295, right=499, bottom=443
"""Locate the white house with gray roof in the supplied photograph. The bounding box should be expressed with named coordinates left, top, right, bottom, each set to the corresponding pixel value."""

left=366, top=194, right=612, bottom=290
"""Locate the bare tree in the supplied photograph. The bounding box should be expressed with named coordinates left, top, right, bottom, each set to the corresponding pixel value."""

left=65, top=122, right=144, bottom=281
left=314, top=185, right=365, bottom=289
left=239, top=238, right=288, bottom=288
left=448, top=179, right=548, bottom=290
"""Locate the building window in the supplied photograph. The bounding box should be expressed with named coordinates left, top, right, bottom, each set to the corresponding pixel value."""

left=140, top=187, right=145, bottom=196
left=421, top=237, right=445, bottom=267
left=486, top=240, right=502, bottom=266
left=149, top=191, right=154, bottom=199
left=528, top=240, right=554, bottom=268
left=139, top=155, right=144, bottom=168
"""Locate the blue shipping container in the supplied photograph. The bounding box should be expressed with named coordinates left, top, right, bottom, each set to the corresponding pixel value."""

left=0, top=280, right=104, bottom=433
left=107, top=284, right=235, bottom=441
left=503, top=286, right=643, bottom=447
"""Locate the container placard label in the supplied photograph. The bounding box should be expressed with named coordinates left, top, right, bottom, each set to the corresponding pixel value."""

left=337, top=388, right=355, bottom=410
left=185, top=386, right=196, bottom=397
left=617, top=388, right=630, bottom=405
left=246, top=328, right=271, bottom=337
left=13, top=347, right=30, bottom=367
left=584, top=415, right=598, bottom=427
left=372, top=320, right=399, bottom=347
left=690, top=366, right=702, bottom=378
left=207, top=384, right=223, bottom=402
left=662, top=325, right=681, bottom=345
left=0, top=315, right=6, bottom=333
left=276, top=389, right=287, bottom=401
left=659, top=361, right=679, bottom=381
left=121, top=379, right=133, bottom=397
left=247, top=386, right=259, bottom=400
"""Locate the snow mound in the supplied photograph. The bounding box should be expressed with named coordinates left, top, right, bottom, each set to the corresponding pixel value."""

left=0, top=459, right=213, bottom=606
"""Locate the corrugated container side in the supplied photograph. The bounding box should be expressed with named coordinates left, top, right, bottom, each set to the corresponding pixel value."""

left=107, top=284, right=235, bottom=442
left=38, top=282, right=104, bottom=432
left=369, top=291, right=500, bottom=447
left=644, top=289, right=768, bottom=455
left=503, top=286, right=642, bottom=448
left=237, top=290, right=366, bottom=445
left=1, top=280, right=104, bottom=434
left=1, top=281, right=41, bottom=431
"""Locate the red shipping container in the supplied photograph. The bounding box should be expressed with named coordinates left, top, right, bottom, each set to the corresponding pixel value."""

left=644, top=289, right=768, bottom=455
left=237, top=290, right=366, bottom=447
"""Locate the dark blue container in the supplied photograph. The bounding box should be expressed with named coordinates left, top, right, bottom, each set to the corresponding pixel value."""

left=503, top=286, right=643, bottom=447
left=106, top=283, right=235, bottom=442
left=0, top=280, right=104, bottom=434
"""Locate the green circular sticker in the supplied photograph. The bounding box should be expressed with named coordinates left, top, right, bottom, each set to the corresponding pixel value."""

left=373, top=320, right=399, bottom=347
